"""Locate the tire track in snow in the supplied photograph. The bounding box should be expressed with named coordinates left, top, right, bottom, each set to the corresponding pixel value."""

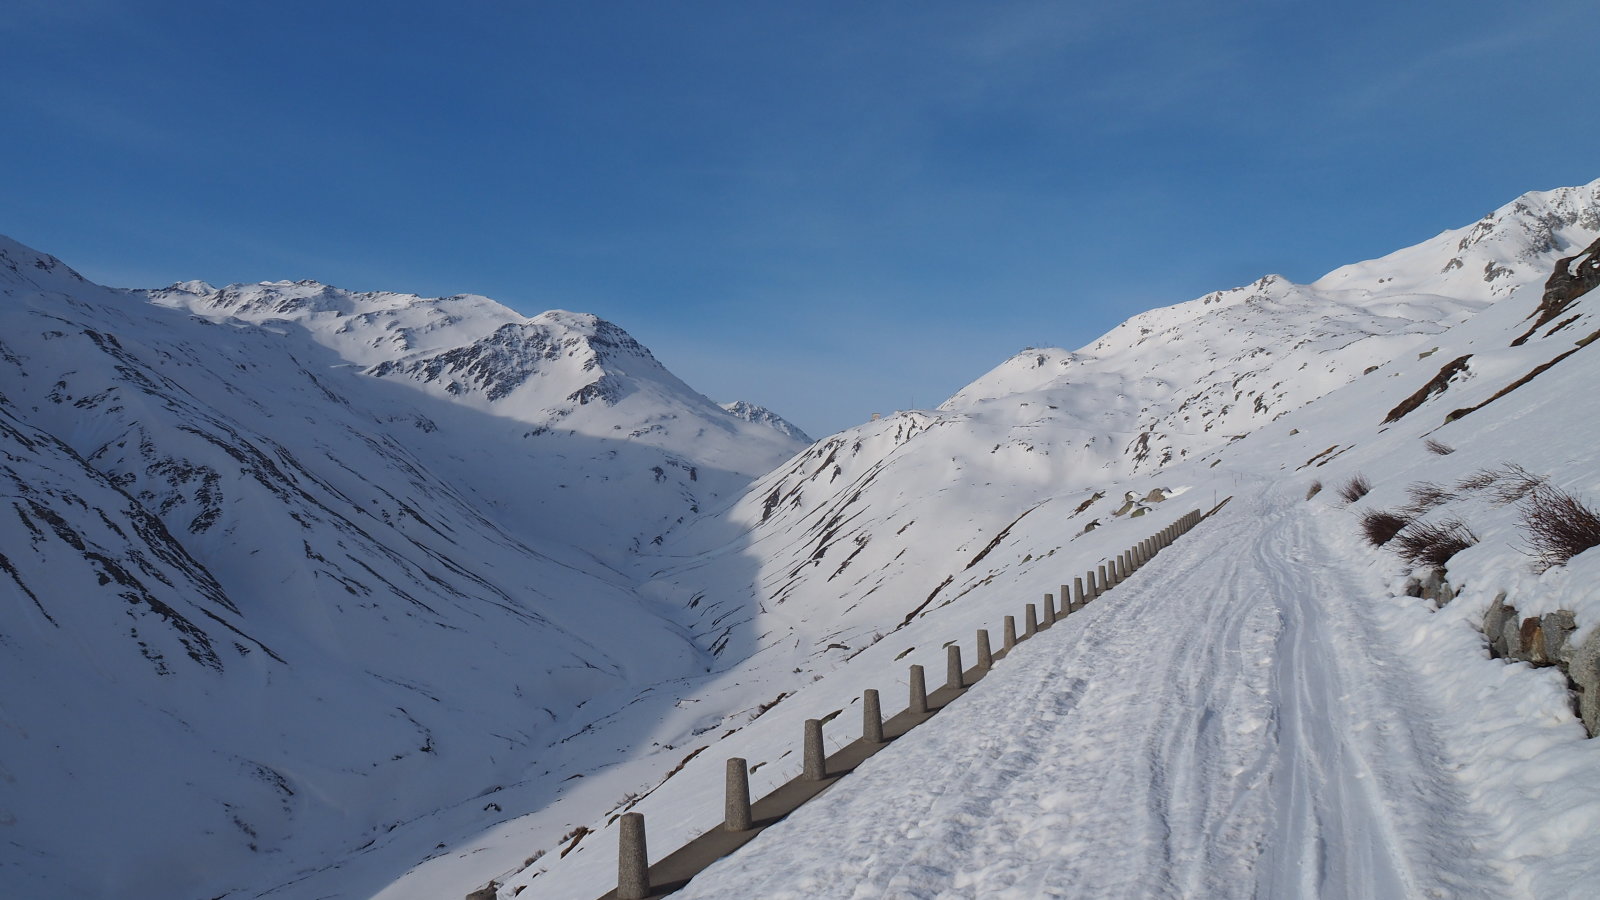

left=676, top=493, right=1512, bottom=899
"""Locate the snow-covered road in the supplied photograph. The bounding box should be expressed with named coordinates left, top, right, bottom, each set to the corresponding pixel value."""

left=675, top=491, right=1511, bottom=899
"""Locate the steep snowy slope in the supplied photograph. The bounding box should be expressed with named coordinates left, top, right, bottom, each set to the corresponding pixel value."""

left=461, top=180, right=1600, bottom=900
left=665, top=194, right=1600, bottom=900
left=642, top=179, right=1599, bottom=683
left=0, top=238, right=803, bottom=899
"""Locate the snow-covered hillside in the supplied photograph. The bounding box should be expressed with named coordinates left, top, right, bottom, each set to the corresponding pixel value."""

left=452, top=179, right=1600, bottom=900
left=638, top=178, right=1600, bottom=694
left=5, top=177, right=1600, bottom=900
left=0, top=241, right=805, bottom=899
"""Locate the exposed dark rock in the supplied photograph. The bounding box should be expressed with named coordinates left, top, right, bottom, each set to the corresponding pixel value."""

left=1513, top=235, right=1600, bottom=346
left=1383, top=355, right=1472, bottom=424
left=1445, top=329, right=1600, bottom=424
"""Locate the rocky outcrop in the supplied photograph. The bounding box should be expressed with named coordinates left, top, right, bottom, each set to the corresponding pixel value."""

left=1483, top=593, right=1600, bottom=736
left=1382, top=355, right=1472, bottom=424
left=1513, top=234, right=1600, bottom=345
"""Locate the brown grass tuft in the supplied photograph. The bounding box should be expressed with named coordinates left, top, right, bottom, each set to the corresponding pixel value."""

left=1361, top=509, right=1411, bottom=547
left=1392, top=518, right=1478, bottom=568
left=1337, top=473, right=1372, bottom=504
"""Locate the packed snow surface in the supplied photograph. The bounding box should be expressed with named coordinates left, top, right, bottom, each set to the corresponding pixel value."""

left=677, top=493, right=1516, bottom=898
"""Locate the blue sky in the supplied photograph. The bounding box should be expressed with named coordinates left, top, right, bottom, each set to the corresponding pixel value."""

left=4, top=1, right=1597, bottom=438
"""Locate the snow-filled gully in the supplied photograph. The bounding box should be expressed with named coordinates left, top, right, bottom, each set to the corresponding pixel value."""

left=667, top=492, right=1512, bottom=899
left=588, top=515, right=1204, bottom=900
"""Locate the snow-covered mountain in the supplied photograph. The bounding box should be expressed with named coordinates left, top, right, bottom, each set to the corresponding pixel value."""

left=479, top=178, right=1600, bottom=900
left=720, top=399, right=813, bottom=444
left=5, top=177, right=1600, bottom=900
left=635, top=179, right=1600, bottom=683
left=0, top=242, right=806, bottom=899
left=145, top=280, right=802, bottom=485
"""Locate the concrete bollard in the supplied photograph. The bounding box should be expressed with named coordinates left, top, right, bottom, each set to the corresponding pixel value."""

left=1073, top=576, right=1085, bottom=611
left=1025, top=603, right=1039, bottom=637
left=1043, top=592, right=1056, bottom=626
left=618, top=812, right=649, bottom=900
left=804, top=718, right=826, bottom=780
left=1059, top=583, right=1071, bottom=614
left=977, top=629, right=993, bottom=668
left=726, top=757, right=753, bottom=831
left=1004, top=615, right=1018, bottom=650
left=863, top=689, right=884, bottom=745
left=1098, top=563, right=1109, bottom=592
left=947, top=643, right=964, bottom=690
left=910, top=664, right=928, bottom=714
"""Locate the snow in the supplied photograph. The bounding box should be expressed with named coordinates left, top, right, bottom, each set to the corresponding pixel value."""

left=3, top=177, right=1600, bottom=900
left=676, top=495, right=1513, bottom=899
left=494, top=178, right=1600, bottom=900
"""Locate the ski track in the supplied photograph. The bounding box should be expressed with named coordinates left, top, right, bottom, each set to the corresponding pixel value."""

left=675, top=491, right=1513, bottom=899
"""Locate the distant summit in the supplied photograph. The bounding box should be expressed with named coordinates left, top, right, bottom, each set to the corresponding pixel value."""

left=145, top=281, right=807, bottom=478
left=721, top=399, right=813, bottom=444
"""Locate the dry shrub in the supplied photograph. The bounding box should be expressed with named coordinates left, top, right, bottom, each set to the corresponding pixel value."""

left=1488, top=464, right=1547, bottom=506
left=1424, top=438, right=1456, bottom=455
left=1392, top=518, right=1478, bottom=568
left=1337, top=473, right=1372, bottom=504
left=1452, top=463, right=1547, bottom=505
left=1361, top=509, right=1411, bottom=546
left=1519, top=485, right=1600, bottom=571
left=1455, top=468, right=1501, bottom=493
left=1402, top=481, right=1457, bottom=515
left=1306, top=480, right=1322, bottom=500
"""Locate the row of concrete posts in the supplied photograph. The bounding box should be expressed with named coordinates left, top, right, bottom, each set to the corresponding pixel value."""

left=588, top=510, right=1204, bottom=900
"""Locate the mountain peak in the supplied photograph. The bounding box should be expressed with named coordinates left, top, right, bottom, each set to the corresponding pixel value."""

left=721, top=400, right=814, bottom=443
left=0, top=234, right=92, bottom=293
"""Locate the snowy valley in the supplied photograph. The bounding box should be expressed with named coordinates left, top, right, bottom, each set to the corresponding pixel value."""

left=3, top=178, right=1600, bottom=900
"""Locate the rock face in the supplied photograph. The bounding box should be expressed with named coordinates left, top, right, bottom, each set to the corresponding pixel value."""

left=1515, top=234, right=1600, bottom=344
left=1483, top=596, right=1599, bottom=736
left=1569, top=629, right=1600, bottom=737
